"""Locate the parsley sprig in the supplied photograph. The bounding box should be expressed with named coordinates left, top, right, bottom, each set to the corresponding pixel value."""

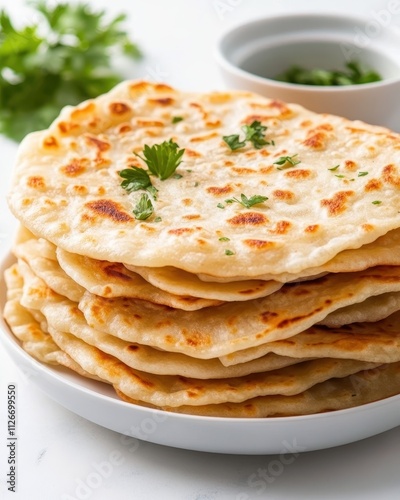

left=135, top=140, right=185, bottom=180
left=119, top=167, right=158, bottom=197
left=223, top=121, right=271, bottom=151
left=120, top=140, right=185, bottom=220
left=0, top=1, right=141, bottom=141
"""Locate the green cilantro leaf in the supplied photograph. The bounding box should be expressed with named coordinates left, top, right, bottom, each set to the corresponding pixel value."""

left=135, top=140, right=185, bottom=180
left=119, top=166, right=157, bottom=196
left=172, top=116, right=183, bottom=123
left=222, top=134, right=246, bottom=151
left=274, top=154, right=301, bottom=168
left=0, top=1, right=141, bottom=141
left=225, top=194, right=268, bottom=208
left=223, top=120, right=270, bottom=151
left=132, top=193, right=154, bottom=220
left=242, top=121, right=269, bottom=149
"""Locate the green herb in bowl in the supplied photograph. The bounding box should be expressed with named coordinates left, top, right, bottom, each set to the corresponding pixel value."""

left=276, top=61, right=382, bottom=86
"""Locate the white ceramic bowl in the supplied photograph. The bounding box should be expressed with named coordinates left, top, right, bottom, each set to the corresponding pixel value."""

left=216, top=13, right=400, bottom=131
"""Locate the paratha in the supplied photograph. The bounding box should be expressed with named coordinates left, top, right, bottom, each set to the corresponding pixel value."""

left=8, top=80, right=400, bottom=278
left=79, top=266, right=400, bottom=358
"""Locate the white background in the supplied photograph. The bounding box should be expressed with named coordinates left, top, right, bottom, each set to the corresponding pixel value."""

left=1, top=0, right=400, bottom=499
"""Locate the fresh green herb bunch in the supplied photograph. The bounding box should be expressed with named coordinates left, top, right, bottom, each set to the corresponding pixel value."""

left=0, top=0, right=141, bottom=141
left=276, top=61, right=381, bottom=86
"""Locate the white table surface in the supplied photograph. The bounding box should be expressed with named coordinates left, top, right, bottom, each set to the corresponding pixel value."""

left=1, top=0, right=400, bottom=498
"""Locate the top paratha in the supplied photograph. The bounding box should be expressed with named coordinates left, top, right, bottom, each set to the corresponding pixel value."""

left=7, top=80, right=400, bottom=277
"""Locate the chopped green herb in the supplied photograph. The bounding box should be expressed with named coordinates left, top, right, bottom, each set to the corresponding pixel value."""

left=0, top=1, right=141, bottom=141
left=119, top=166, right=157, bottom=196
left=372, top=200, right=382, bottom=205
left=222, top=134, right=246, bottom=151
left=132, top=193, right=154, bottom=220
left=194, top=181, right=199, bottom=187
left=219, top=237, right=230, bottom=242
left=135, top=139, right=185, bottom=180
left=186, top=169, right=192, bottom=173
left=173, top=173, right=183, bottom=179
left=172, top=116, right=183, bottom=123
left=358, top=171, right=369, bottom=177
left=274, top=154, right=300, bottom=168
left=225, top=249, right=235, bottom=256
left=217, top=203, right=225, bottom=209
left=242, top=121, right=270, bottom=149
left=328, top=165, right=340, bottom=171
left=335, top=174, right=346, bottom=178
left=276, top=60, right=381, bottom=86
left=225, top=193, right=268, bottom=208
left=223, top=120, right=271, bottom=151
left=154, top=216, right=162, bottom=222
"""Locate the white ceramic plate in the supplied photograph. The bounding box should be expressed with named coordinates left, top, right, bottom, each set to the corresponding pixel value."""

left=1, top=251, right=400, bottom=455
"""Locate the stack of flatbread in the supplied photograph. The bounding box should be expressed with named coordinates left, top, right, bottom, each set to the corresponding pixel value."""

left=4, top=80, right=400, bottom=418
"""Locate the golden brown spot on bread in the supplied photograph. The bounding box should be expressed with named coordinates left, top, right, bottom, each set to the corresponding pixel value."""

left=207, top=93, right=233, bottom=104
left=109, top=102, right=131, bottom=115
left=127, top=345, right=139, bottom=351
left=206, top=185, right=233, bottom=196
left=305, top=224, right=319, bottom=233
left=155, top=83, right=174, bottom=92
left=60, top=159, right=87, bottom=177
left=182, top=198, right=193, bottom=206
left=71, top=185, right=88, bottom=195
left=118, top=124, right=133, bottom=134
left=272, top=190, right=294, bottom=201
left=85, top=199, right=133, bottom=222
left=190, top=132, right=218, bottom=142
left=301, top=120, right=313, bottom=128
left=58, top=121, right=80, bottom=135
left=168, top=227, right=196, bottom=235
left=242, top=114, right=271, bottom=124
left=383, top=164, right=400, bottom=187
left=364, top=178, right=382, bottom=191
left=244, top=239, right=275, bottom=250
left=84, top=134, right=111, bottom=151
left=268, top=220, right=292, bottom=235
left=42, top=135, right=59, bottom=148
left=231, top=167, right=256, bottom=174
left=103, top=264, right=132, bottom=281
left=362, top=223, right=374, bottom=232
left=148, top=97, right=175, bottom=106
left=284, top=169, right=311, bottom=179
left=228, top=212, right=268, bottom=226
left=206, top=120, right=221, bottom=128
left=27, top=176, right=46, bottom=189
left=132, top=373, right=155, bottom=389
left=135, top=119, right=164, bottom=127
left=70, top=102, right=96, bottom=120
left=320, top=191, right=354, bottom=217
left=344, top=160, right=358, bottom=171
left=302, top=132, right=327, bottom=150
left=183, top=214, right=201, bottom=220
left=260, top=311, right=279, bottom=322
left=185, top=148, right=202, bottom=158
left=129, top=81, right=151, bottom=94
left=183, top=330, right=211, bottom=347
